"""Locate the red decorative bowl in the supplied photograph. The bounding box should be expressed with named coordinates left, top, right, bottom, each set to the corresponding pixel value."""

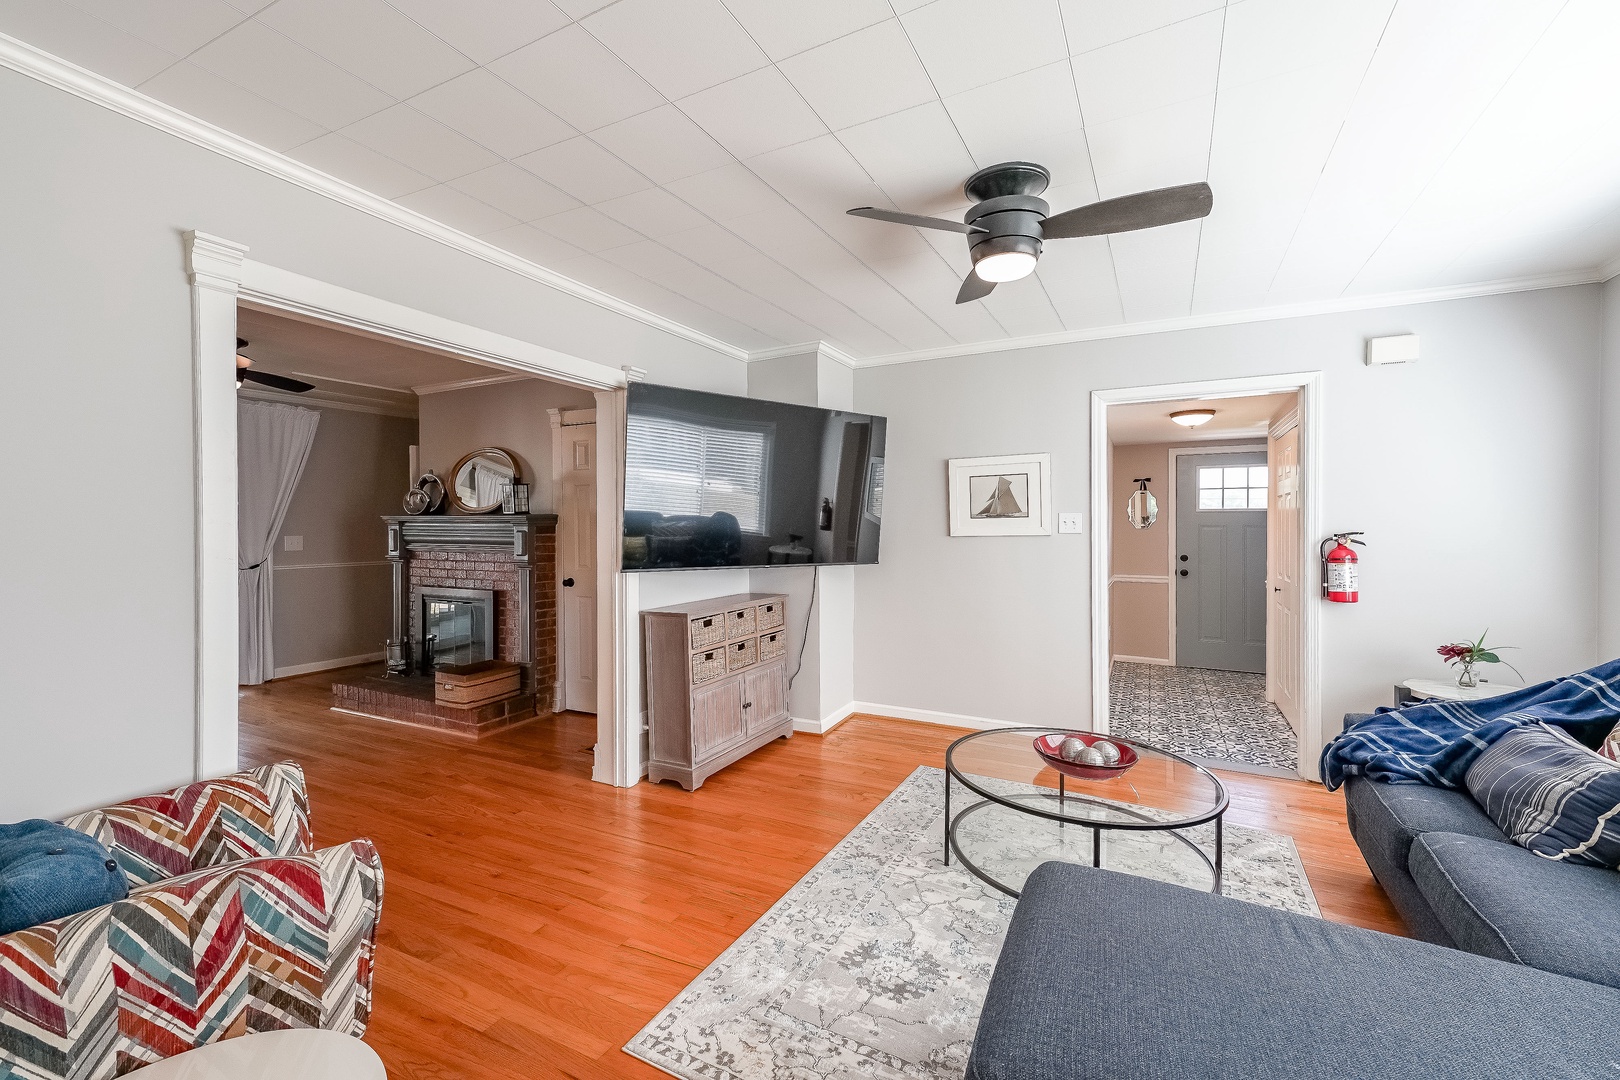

left=1033, top=733, right=1139, bottom=780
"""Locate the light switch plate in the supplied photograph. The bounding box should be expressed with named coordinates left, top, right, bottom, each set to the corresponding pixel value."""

left=1058, top=513, right=1083, bottom=534
left=283, top=535, right=304, bottom=552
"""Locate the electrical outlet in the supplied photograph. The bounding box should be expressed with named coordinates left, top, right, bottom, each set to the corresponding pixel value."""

left=1058, top=513, right=1083, bottom=534
left=283, top=535, right=303, bottom=552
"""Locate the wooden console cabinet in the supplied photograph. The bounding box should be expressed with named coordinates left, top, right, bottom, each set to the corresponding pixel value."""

left=642, top=592, right=792, bottom=790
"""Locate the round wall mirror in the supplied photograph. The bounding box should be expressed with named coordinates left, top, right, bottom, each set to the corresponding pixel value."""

left=450, top=448, right=519, bottom=514
left=1126, top=480, right=1158, bottom=530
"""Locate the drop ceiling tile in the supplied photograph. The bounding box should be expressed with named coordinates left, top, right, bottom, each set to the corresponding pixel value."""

left=533, top=205, right=646, bottom=252
left=514, top=136, right=655, bottom=202
left=582, top=0, right=769, bottom=99
left=977, top=280, right=1066, bottom=337
left=397, top=183, right=522, bottom=235
left=1085, top=94, right=1213, bottom=197
left=865, top=254, right=1011, bottom=340
left=0, top=0, right=178, bottom=86
left=658, top=223, right=770, bottom=268
left=551, top=0, right=615, bottom=18
left=1058, top=0, right=1224, bottom=56
left=341, top=104, right=500, bottom=182
left=722, top=0, right=891, bottom=61
left=408, top=69, right=575, bottom=159
left=139, top=61, right=325, bottom=151
left=450, top=162, right=581, bottom=221
left=836, top=101, right=976, bottom=213
left=1033, top=236, right=1124, bottom=328
left=778, top=19, right=937, bottom=130
left=666, top=163, right=792, bottom=221
left=745, top=134, right=889, bottom=222
left=190, top=20, right=392, bottom=129
left=676, top=66, right=829, bottom=160
left=490, top=25, right=665, bottom=133
left=591, top=105, right=734, bottom=185
left=385, top=0, right=570, bottom=65
left=596, top=188, right=713, bottom=237
left=479, top=223, right=590, bottom=266
left=257, top=0, right=473, bottom=100
left=1071, top=9, right=1223, bottom=125
left=943, top=61, right=1090, bottom=176
left=67, top=0, right=246, bottom=56
left=1217, top=0, right=1395, bottom=90
left=1108, top=218, right=1200, bottom=321
left=287, top=132, right=436, bottom=198
left=901, top=0, right=1068, bottom=98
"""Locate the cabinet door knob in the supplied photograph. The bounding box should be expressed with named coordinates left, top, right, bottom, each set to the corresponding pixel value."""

left=562, top=577, right=575, bottom=587
left=743, top=701, right=752, bottom=708
left=1178, top=569, right=1189, bottom=577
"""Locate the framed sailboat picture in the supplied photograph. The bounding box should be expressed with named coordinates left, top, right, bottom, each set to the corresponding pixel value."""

left=947, top=453, right=1053, bottom=536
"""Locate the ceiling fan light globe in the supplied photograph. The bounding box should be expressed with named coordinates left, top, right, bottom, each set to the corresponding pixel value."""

left=974, top=250, right=1037, bottom=282
left=1170, top=409, right=1216, bottom=427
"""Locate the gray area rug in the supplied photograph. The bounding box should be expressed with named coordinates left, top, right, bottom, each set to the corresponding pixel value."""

left=625, top=765, right=1318, bottom=1080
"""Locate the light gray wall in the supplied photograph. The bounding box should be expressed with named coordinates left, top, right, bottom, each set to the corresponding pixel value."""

left=854, top=286, right=1603, bottom=768
left=1600, top=276, right=1620, bottom=660
left=269, top=402, right=417, bottom=673
left=0, top=69, right=744, bottom=820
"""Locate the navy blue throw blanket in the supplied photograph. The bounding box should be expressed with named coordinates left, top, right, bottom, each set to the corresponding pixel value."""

left=1320, top=659, right=1620, bottom=791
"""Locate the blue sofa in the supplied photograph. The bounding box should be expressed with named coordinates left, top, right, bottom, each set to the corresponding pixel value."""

left=967, top=721, right=1620, bottom=1079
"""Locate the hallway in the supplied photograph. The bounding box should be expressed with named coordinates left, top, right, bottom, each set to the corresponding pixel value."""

left=1109, top=661, right=1298, bottom=774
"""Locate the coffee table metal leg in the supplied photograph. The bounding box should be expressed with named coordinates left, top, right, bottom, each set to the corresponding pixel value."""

left=943, top=771, right=951, bottom=866
left=1058, top=774, right=1065, bottom=828
left=1214, top=814, right=1224, bottom=893
left=1092, top=826, right=1101, bottom=868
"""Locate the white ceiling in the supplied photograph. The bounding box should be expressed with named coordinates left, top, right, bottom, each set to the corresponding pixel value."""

left=12, top=0, right=1620, bottom=361
left=1108, top=391, right=1295, bottom=445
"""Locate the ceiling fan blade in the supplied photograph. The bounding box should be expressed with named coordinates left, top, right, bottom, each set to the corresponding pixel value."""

left=847, top=207, right=986, bottom=234
left=956, top=269, right=996, bottom=304
left=1041, top=182, right=1213, bottom=239
left=241, top=369, right=316, bottom=394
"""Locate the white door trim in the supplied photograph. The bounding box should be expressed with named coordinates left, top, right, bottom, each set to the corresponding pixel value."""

left=1164, top=442, right=1268, bottom=668
left=1091, top=373, right=1324, bottom=780
left=188, top=237, right=638, bottom=785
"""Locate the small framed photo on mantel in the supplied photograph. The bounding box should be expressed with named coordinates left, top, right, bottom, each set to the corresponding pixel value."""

left=947, top=453, right=1053, bottom=536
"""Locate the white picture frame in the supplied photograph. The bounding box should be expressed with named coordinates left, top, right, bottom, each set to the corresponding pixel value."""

left=948, top=453, right=1053, bottom=536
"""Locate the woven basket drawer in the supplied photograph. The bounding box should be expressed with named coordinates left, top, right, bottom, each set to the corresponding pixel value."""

left=727, top=637, right=757, bottom=671
left=759, top=630, right=785, bottom=662
left=691, top=648, right=726, bottom=686
left=690, top=614, right=726, bottom=649
left=726, top=606, right=757, bottom=639
left=756, top=600, right=784, bottom=631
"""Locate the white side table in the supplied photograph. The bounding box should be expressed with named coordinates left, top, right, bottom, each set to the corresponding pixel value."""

left=133, top=1030, right=385, bottom=1080
left=1395, top=677, right=1523, bottom=707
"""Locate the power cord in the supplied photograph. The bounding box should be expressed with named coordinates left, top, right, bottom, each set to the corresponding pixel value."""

left=789, top=564, right=818, bottom=690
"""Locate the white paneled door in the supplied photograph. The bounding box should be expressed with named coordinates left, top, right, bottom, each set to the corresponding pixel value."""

left=1268, top=424, right=1303, bottom=729
left=555, top=411, right=598, bottom=714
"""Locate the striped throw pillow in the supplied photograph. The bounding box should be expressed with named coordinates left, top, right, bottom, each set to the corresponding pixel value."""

left=1465, top=722, right=1620, bottom=868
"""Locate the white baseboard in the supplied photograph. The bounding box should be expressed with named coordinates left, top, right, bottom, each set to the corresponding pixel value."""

left=272, top=651, right=384, bottom=679
left=1112, top=654, right=1172, bottom=666
left=792, top=701, right=863, bottom=735
left=841, top=701, right=1023, bottom=732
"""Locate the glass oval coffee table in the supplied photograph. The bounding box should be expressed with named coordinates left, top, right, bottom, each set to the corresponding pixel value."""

left=945, top=727, right=1229, bottom=897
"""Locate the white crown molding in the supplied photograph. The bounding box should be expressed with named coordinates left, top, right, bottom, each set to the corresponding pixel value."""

left=746, top=340, right=859, bottom=369
left=184, top=230, right=247, bottom=293
left=1600, top=252, right=1620, bottom=284
left=0, top=32, right=748, bottom=364
left=411, top=372, right=529, bottom=396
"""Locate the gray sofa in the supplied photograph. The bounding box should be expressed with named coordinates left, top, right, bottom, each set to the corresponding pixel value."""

left=967, top=727, right=1620, bottom=1079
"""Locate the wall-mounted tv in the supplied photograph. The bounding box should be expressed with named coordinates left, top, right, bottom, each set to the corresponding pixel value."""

left=622, top=383, right=887, bottom=571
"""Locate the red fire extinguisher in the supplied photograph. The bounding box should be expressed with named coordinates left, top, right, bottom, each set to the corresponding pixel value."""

left=1321, top=532, right=1365, bottom=603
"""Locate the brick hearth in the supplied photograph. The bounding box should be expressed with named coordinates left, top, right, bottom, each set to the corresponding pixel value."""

left=333, top=666, right=537, bottom=738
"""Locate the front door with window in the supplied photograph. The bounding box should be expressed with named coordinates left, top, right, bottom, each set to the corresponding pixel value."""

left=1176, top=452, right=1268, bottom=672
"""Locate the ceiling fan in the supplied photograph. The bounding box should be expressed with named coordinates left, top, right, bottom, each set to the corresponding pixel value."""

left=236, top=338, right=315, bottom=394
left=847, top=161, right=1213, bottom=303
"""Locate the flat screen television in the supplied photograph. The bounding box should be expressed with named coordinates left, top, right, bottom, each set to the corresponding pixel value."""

left=622, top=382, right=887, bottom=571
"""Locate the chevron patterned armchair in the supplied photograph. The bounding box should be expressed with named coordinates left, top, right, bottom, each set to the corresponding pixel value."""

left=0, top=762, right=383, bottom=1080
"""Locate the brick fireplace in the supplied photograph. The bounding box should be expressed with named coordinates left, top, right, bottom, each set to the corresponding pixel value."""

left=332, top=514, right=557, bottom=737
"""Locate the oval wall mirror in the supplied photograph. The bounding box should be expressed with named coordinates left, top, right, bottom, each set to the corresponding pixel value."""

left=450, top=448, right=519, bottom=514
left=1126, top=479, right=1158, bottom=530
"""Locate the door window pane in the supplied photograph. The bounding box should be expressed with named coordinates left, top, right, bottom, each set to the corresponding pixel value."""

left=1199, top=489, right=1222, bottom=509
left=1248, top=486, right=1268, bottom=509
left=1223, top=488, right=1248, bottom=509
left=1199, top=467, right=1222, bottom=488
left=1193, top=460, right=1268, bottom=512
left=1248, top=465, right=1268, bottom=487
left=1223, top=467, right=1248, bottom=487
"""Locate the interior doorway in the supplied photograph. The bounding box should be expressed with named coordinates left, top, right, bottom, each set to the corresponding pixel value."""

left=1090, top=375, right=1322, bottom=781
left=552, top=408, right=598, bottom=714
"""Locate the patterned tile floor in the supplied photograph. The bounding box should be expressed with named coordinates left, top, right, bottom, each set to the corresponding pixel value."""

left=1109, top=662, right=1298, bottom=772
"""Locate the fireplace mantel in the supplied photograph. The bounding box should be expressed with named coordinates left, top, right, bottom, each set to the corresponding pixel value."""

left=383, top=514, right=559, bottom=697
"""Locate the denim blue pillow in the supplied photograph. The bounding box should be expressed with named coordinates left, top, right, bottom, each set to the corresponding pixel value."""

left=0, top=819, right=129, bottom=935
left=1465, top=722, right=1620, bottom=867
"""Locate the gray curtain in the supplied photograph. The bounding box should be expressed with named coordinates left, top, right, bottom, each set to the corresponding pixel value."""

left=239, top=401, right=320, bottom=685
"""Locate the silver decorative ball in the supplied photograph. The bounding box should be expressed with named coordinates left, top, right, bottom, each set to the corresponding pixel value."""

left=1091, top=740, right=1121, bottom=765
left=1059, top=737, right=1086, bottom=762
left=1078, top=746, right=1107, bottom=766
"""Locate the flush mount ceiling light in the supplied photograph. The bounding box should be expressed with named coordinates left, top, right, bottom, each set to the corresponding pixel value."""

left=1170, top=409, right=1216, bottom=427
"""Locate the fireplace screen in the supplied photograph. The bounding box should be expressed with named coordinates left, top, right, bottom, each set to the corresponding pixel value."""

left=418, top=587, right=496, bottom=667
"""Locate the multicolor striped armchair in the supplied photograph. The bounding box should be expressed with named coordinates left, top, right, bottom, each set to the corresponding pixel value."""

left=0, top=762, right=383, bottom=1079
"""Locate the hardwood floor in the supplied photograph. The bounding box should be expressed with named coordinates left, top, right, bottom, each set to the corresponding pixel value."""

left=239, top=669, right=1402, bottom=1080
